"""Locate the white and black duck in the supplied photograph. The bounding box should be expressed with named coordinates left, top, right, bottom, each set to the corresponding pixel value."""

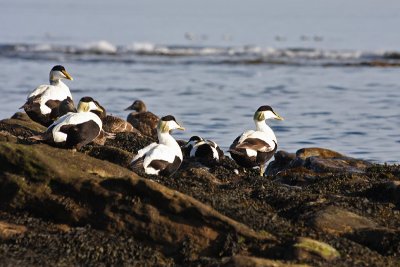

left=31, top=97, right=104, bottom=150
left=125, top=100, right=159, bottom=138
left=229, top=105, right=283, bottom=176
left=130, top=115, right=184, bottom=176
left=59, top=97, right=136, bottom=134
left=183, top=136, right=224, bottom=165
left=21, top=65, right=73, bottom=126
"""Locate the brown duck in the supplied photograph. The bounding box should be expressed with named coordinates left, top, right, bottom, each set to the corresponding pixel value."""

left=125, top=100, right=159, bottom=138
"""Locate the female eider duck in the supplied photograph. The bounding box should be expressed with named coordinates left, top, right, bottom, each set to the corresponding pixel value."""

left=31, top=97, right=104, bottom=150
left=88, top=101, right=139, bottom=134
left=130, top=115, right=184, bottom=176
left=21, top=65, right=73, bottom=126
left=183, top=136, right=224, bottom=165
left=229, top=105, right=283, bottom=176
left=125, top=100, right=159, bottom=138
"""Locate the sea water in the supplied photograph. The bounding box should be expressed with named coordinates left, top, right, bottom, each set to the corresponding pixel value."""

left=0, top=0, right=399, bottom=163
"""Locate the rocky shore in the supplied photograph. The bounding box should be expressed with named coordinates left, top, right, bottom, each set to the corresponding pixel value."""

left=0, top=113, right=399, bottom=266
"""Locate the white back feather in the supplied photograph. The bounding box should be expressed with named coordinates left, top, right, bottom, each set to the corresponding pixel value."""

left=28, top=81, right=72, bottom=115
left=51, top=112, right=102, bottom=143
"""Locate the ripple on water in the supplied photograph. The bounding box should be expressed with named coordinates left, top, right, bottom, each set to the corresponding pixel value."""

left=182, top=112, right=200, bottom=117
left=310, top=136, right=331, bottom=141
left=301, top=111, right=331, bottom=116
left=107, top=87, right=143, bottom=92
left=132, top=87, right=154, bottom=92
left=297, top=141, right=316, bottom=145
left=326, top=85, right=347, bottom=91
left=273, top=125, right=291, bottom=132
left=210, top=117, right=228, bottom=122
left=263, top=85, right=297, bottom=95
left=343, top=131, right=367, bottom=136
left=178, top=91, right=201, bottom=96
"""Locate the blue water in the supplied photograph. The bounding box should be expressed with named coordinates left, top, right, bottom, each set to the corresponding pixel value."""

left=1, top=0, right=399, bottom=163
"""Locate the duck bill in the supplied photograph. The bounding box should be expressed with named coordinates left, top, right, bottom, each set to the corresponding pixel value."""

left=124, top=105, right=133, bottom=111
left=177, top=126, right=185, bottom=131
left=274, top=112, right=284, bottom=121
left=62, top=70, right=73, bottom=80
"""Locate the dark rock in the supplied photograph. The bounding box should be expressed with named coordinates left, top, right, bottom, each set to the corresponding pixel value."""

left=308, top=206, right=377, bottom=235
left=267, top=148, right=373, bottom=177
left=296, top=147, right=343, bottom=160
left=0, top=112, right=46, bottom=139
left=223, top=255, right=309, bottom=267
left=266, top=150, right=296, bottom=175
left=362, top=180, right=400, bottom=206
left=0, top=141, right=275, bottom=259
left=85, top=145, right=133, bottom=168
left=347, top=228, right=400, bottom=256
left=0, top=114, right=399, bottom=266
left=105, top=131, right=155, bottom=154
left=304, top=156, right=372, bottom=174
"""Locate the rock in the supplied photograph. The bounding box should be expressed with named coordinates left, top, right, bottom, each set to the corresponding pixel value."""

left=305, top=157, right=372, bottom=173
left=0, top=130, right=18, bottom=143
left=266, top=150, right=296, bottom=175
left=0, top=141, right=275, bottom=258
left=0, top=221, right=27, bottom=240
left=85, top=145, right=133, bottom=168
left=105, top=132, right=155, bottom=154
left=362, top=180, right=400, bottom=206
left=296, top=148, right=343, bottom=160
left=267, top=148, right=372, bottom=176
left=309, top=206, right=377, bottom=235
left=1, top=113, right=400, bottom=266
left=183, top=166, right=223, bottom=185
left=0, top=112, right=46, bottom=138
left=223, top=255, right=310, bottom=267
left=292, top=237, right=340, bottom=261
left=347, top=228, right=400, bottom=256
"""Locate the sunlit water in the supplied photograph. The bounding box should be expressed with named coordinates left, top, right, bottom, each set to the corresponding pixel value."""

left=0, top=0, right=399, bottom=163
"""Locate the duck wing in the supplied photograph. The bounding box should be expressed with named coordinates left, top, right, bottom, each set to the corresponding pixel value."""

left=234, top=138, right=274, bottom=152
left=127, top=112, right=159, bottom=137
left=131, top=143, right=158, bottom=164
left=28, top=84, right=50, bottom=98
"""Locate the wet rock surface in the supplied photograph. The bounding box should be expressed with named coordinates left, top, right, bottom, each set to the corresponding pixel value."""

left=0, top=113, right=400, bottom=266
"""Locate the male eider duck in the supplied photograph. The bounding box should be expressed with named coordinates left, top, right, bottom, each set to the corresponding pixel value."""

left=31, top=97, right=104, bottom=150
left=125, top=100, right=159, bottom=138
left=21, top=65, right=73, bottom=126
left=54, top=97, right=116, bottom=146
left=183, top=136, right=224, bottom=165
left=229, top=105, right=283, bottom=176
left=130, top=115, right=184, bottom=176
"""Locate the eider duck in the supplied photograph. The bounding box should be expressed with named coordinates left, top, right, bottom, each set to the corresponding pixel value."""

left=102, top=115, right=139, bottom=134
left=90, top=102, right=139, bottom=134
left=125, top=100, right=159, bottom=138
left=58, top=97, right=77, bottom=116
left=183, top=136, right=224, bottom=165
left=130, top=115, right=184, bottom=176
left=54, top=97, right=116, bottom=146
left=31, top=97, right=104, bottom=150
left=229, top=105, right=283, bottom=176
left=21, top=65, right=73, bottom=126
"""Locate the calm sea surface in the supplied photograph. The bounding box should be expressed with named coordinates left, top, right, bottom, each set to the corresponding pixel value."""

left=0, top=0, right=399, bottom=163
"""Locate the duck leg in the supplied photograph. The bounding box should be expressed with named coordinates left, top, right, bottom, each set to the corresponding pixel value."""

left=259, top=165, right=265, bottom=176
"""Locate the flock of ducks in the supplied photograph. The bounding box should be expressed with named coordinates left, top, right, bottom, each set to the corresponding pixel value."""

left=22, top=65, right=284, bottom=177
